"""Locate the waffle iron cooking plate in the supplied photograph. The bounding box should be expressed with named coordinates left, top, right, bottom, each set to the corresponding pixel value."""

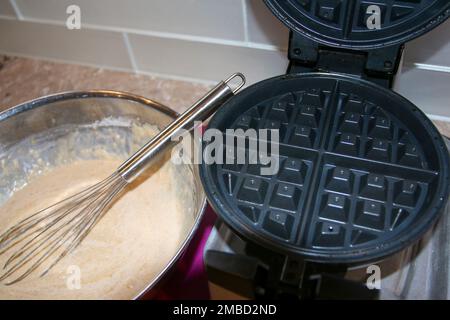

left=200, top=0, right=450, bottom=265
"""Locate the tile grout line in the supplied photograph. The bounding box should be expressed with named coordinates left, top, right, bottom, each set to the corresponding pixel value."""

left=0, top=14, right=16, bottom=20
left=427, top=114, right=450, bottom=123
left=78, top=19, right=284, bottom=52
left=9, top=0, right=24, bottom=20
left=0, top=48, right=217, bottom=86
left=241, top=0, right=250, bottom=43
left=0, top=49, right=134, bottom=73
left=407, top=63, right=450, bottom=74
left=122, top=32, right=138, bottom=74
left=0, top=15, right=285, bottom=52
left=134, top=69, right=217, bottom=86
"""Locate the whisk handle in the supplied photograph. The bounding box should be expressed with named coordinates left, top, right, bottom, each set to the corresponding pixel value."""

left=117, top=73, right=245, bottom=183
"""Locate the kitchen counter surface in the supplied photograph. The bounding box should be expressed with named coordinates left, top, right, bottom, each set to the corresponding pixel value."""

left=0, top=55, right=209, bottom=115
left=1, top=55, right=449, bottom=137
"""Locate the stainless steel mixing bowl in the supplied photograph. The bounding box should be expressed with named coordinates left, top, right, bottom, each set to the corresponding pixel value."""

left=0, top=90, right=207, bottom=299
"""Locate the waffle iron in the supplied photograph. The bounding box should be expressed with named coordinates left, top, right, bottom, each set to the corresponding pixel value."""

left=200, top=0, right=450, bottom=299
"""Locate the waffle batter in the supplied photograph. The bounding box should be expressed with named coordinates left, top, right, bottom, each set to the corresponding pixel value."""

left=0, top=150, right=197, bottom=299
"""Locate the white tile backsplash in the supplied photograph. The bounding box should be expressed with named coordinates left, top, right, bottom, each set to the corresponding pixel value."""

left=0, top=19, right=132, bottom=70
left=15, top=0, right=246, bottom=41
left=403, top=19, right=450, bottom=68
left=395, top=67, right=450, bottom=118
left=245, top=0, right=289, bottom=48
left=0, top=0, right=16, bottom=17
left=129, top=33, right=287, bottom=85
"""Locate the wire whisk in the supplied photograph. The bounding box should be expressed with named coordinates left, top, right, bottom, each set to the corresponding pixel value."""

left=0, top=173, right=127, bottom=284
left=0, top=73, right=245, bottom=284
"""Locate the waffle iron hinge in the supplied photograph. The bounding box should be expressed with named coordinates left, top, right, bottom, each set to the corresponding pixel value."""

left=205, top=240, right=381, bottom=299
left=287, top=31, right=404, bottom=89
left=277, top=256, right=380, bottom=299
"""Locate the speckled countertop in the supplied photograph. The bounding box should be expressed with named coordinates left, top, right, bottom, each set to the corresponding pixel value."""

left=0, top=55, right=209, bottom=115
left=0, top=55, right=449, bottom=137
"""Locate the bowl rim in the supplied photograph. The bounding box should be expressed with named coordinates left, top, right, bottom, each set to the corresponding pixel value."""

left=0, top=89, right=178, bottom=121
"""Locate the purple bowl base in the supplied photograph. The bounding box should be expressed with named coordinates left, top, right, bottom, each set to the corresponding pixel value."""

left=142, top=205, right=217, bottom=300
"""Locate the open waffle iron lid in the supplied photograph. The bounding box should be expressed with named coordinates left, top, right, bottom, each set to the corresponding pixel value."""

left=264, top=0, right=450, bottom=49
left=199, top=2, right=450, bottom=265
